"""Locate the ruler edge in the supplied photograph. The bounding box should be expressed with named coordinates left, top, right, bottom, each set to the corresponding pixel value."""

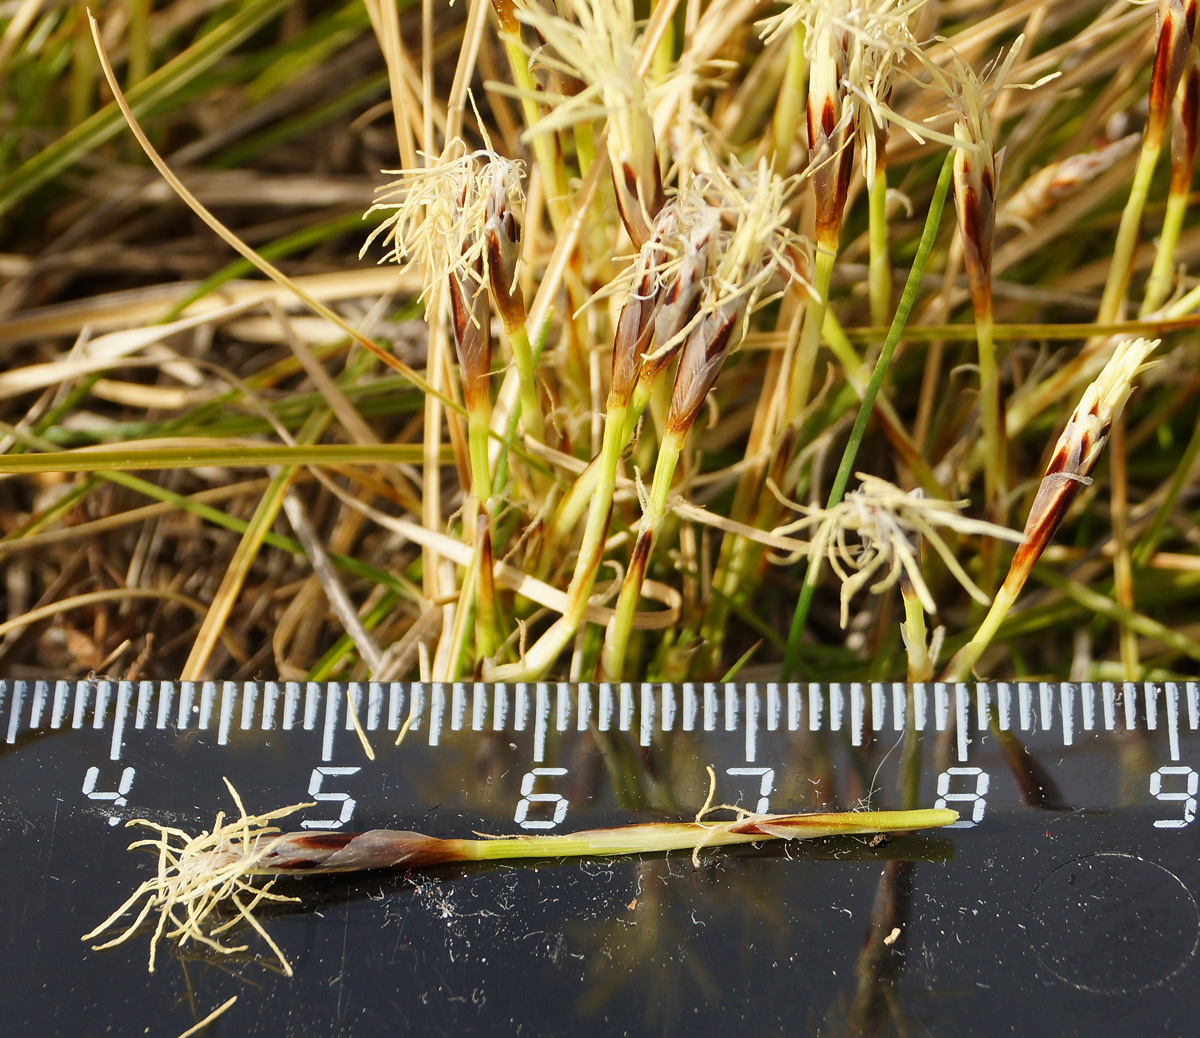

left=4, top=681, right=1198, bottom=763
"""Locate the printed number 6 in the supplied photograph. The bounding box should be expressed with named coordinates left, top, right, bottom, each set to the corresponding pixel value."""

left=935, top=767, right=989, bottom=828
left=514, top=767, right=569, bottom=830
left=1151, top=766, right=1198, bottom=829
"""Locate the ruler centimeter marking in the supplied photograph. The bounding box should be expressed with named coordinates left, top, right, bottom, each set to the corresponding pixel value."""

left=3, top=682, right=1199, bottom=762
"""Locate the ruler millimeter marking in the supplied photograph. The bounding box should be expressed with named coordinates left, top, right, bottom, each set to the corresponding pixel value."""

left=3, top=679, right=1198, bottom=765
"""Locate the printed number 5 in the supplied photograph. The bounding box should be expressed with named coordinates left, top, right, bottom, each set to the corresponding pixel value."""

left=301, top=766, right=361, bottom=829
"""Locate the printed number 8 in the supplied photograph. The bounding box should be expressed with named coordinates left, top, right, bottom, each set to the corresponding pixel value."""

left=1151, top=766, right=1198, bottom=829
left=935, top=767, right=990, bottom=828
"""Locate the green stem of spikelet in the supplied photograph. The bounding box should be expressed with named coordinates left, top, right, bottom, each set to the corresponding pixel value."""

left=487, top=402, right=630, bottom=681
left=783, top=245, right=836, bottom=430
left=449, top=809, right=958, bottom=862
left=867, top=166, right=891, bottom=327
left=491, top=1, right=572, bottom=234
left=1097, top=139, right=1162, bottom=324
left=600, top=434, right=682, bottom=680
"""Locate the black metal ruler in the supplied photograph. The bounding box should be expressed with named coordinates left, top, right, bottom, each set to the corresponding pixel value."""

left=2, top=679, right=1198, bottom=1037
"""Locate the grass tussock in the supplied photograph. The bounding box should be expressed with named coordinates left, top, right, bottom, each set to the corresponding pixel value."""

left=0, top=0, right=1196, bottom=686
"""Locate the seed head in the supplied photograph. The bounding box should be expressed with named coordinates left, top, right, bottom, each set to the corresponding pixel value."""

left=601, top=195, right=720, bottom=408
left=758, top=2, right=928, bottom=236
left=938, top=43, right=1025, bottom=314
left=705, top=157, right=810, bottom=313
left=609, top=229, right=664, bottom=409
left=483, top=159, right=528, bottom=331
left=850, top=0, right=930, bottom=180
left=449, top=257, right=494, bottom=414
left=913, top=37, right=1052, bottom=314
left=771, top=473, right=1022, bottom=627
left=666, top=298, right=744, bottom=439
left=952, top=123, right=999, bottom=315
left=805, top=0, right=857, bottom=247
left=641, top=203, right=720, bottom=385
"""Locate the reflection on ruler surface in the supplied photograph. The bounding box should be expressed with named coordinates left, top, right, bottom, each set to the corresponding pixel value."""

left=3, top=680, right=1200, bottom=764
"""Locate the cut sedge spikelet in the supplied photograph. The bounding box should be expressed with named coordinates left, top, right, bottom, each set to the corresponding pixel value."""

left=86, top=780, right=957, bottom=971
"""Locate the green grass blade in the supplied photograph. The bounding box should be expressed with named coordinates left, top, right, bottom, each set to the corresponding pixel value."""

left=781, top=152, right=955, bottom=681
left=0, top=0, right=294, bottom=219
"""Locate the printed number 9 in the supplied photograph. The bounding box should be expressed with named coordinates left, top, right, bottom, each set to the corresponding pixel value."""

left=935, top=767, right=989, bottom=828
left=514, top=767, right=569, bottom=830
left=1151, top=766, right=1198, bottom=829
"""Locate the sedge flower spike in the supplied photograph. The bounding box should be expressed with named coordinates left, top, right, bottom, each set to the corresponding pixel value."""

left=514, top=0, right=663, bottom=246
left=602, top=196, right=720, bottom=410
left=1149, top=0, right=1198, bottom=150
left=939, top=338, right=1160, bottom=682
left=607, top=206, right=684, bottom=411
left=598, top=162, right=810, bottom=680
left=845, top=0, right=929, bottom=183
left=1012, top=338, right=1161, bottom=580
left=806, top=0, right=856, bottom=249
left=483, top=158, right=527, bottom=333
left=448, top=253, right=493, bottom=416
left=758, top=0, right=927, bottom=241
left=666, top=159, right=810, bottom=438
left=706, top=158, right=811, bottom=315
left=1001, top=135, right=1140, bottom=231
left=1144, top=51, right=1200, bottom=311
left=852, top=0, right=929, bottom=182
left=639, top=203, right=720, bottom=390
left=1170, top=54, right=1200, bottom=202
left=936, top=41, right=1028, bottom=311
left=362, top=142, right=524, bottom=302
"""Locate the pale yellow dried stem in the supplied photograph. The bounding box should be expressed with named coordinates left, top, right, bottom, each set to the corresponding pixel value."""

left=362, top=0, right=418, bottom=168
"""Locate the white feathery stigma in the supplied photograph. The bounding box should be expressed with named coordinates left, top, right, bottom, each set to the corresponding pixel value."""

left=770, top=473, right=1022, bottom=627
left=362, top=140, right=524, bottom=301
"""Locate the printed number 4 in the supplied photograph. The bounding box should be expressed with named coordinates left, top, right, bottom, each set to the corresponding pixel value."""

left=83, top=765, right=135, bottom=806
left=83, top=765, right=136, bottom=824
